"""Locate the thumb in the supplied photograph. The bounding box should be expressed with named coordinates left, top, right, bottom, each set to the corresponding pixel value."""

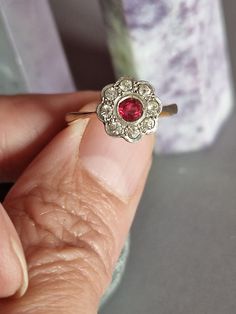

left=1, top=116, right=154, bottom=313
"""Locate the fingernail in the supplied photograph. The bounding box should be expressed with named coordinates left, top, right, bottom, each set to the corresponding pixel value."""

left=11, top=238, right=29, bottom=297
left=79, top=117, right=154, bottom=198
left=0, top=204, right=28, bottom=297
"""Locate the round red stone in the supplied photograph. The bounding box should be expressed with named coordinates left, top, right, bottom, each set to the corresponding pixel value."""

left=118, top=98, right=143, bottom=122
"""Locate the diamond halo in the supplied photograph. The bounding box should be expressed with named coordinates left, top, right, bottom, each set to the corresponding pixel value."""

left=96, top=77, right=162, bottom=143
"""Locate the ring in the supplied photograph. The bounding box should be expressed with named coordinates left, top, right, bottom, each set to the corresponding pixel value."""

left=66, top=77, right=178, bottom=143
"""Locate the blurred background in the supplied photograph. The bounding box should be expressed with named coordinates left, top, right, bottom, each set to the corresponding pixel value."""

left=49, top=0, right=115, bottom=90
left=49, top=0, right=236, bottom=91
left=1, top=1, right=236, bottom=313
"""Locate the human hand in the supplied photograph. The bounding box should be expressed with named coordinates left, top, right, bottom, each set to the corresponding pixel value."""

left=0, top=92, right=154, bottom=313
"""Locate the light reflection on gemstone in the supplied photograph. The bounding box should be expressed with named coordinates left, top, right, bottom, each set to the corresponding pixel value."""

left=108, top=120, right=123, bottom=135
left=126, top=125, right=140, bottom=139
left=100, top=104, right=112, bottom=120
left=147, top=100, right=160, bottom=116
left=141, top=118, right=155, bottom=132
left=119, top=79, right=132, bottom=91
left=104, top=87, right=117, bottom=100
left=138, top=84, right=152, bottom=96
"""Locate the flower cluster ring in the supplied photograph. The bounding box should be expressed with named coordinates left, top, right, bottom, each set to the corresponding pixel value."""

left=66, top=77, right=177, bottom=143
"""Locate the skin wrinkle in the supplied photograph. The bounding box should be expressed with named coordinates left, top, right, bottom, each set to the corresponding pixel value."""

left=3, top=163, right=123, bottom=303
left=56, top=160, right=120, bottom=246
left=1, top=271, right=94, bottom=314
left=33, top=201, right=112, bottom=260
left=35, top=271, right=101, bottom=314
left=65, top=217, right=114, bottom=276
left=24, top=183, right=116, bottom=275
left=6, top=187, right=114, bottom=277
left=27, top=255, right=106, bottom=298
left=27, top=248, right=108, bottom=297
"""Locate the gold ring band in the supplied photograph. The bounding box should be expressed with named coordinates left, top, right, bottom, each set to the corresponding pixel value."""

left=66, top=104, right=178, bottom=124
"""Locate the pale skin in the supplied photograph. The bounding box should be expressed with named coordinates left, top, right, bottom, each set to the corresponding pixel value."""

left=0, top=92, right=154, bottom=313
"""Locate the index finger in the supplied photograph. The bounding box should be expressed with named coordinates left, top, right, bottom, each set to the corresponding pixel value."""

left=0, top=92, right=99, bottom=182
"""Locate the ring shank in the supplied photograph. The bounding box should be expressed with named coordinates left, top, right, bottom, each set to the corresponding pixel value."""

left=65, top=112, right=96, bottom=124
left=65, top=104, right=177, bottom=124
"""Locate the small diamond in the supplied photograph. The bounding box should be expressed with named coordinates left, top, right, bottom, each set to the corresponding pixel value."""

left=147, top=100, right=160, bottom=116
left=148, top=101, right=158, bottom=111
left=108, top=120, right=123, bottom=135
left=126, top=125, right=140, bottom=139
left=141, top=118, right=155, bottom=132
left=104, top=87, right=117, bottom=100
left=99, top=104, right=113, bottom=120
left=120, top=79, right=132, bottom=91
left=138, top=84, right=152, bottom=96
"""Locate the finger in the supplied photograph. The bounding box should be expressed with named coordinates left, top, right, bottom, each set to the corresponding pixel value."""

left=1, top=117, right=154, bottom=313
left=0, top=92, right=99, bottom=182
left=0, top=203, right=28, bottom=298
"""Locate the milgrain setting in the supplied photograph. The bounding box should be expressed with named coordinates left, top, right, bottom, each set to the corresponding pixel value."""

left=66, top=77, right=178, bottom=143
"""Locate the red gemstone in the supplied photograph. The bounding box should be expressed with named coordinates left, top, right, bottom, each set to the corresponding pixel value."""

left=118, top=98, right=143, bottom=122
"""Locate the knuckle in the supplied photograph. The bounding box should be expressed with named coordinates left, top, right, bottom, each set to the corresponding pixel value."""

left=4, top=168, right=121, bottom=295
